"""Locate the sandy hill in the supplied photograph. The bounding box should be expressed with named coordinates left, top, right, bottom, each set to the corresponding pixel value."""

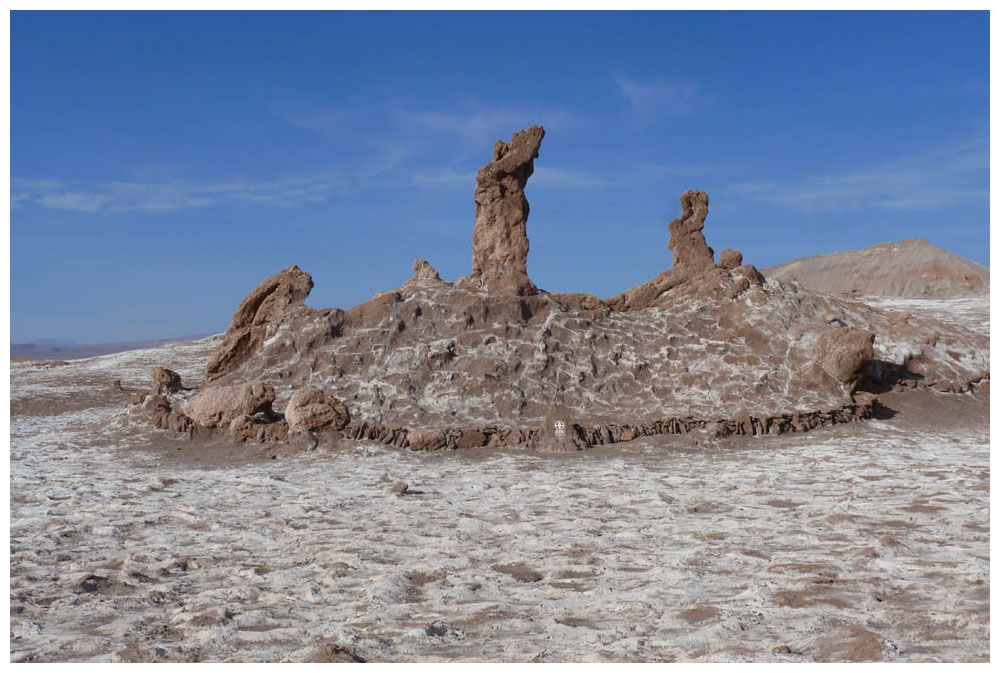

left=763, top=238, right=988, bottom=299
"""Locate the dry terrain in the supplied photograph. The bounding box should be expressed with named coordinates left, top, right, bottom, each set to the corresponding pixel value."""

left=9, top=296, right=989, bottom=663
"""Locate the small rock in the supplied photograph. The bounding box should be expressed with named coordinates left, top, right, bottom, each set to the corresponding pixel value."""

left=390, top=482, right=409, bottom=495
left=494, top=563, right=543, bottom=583
left=151, top=367, right=182, bottom=394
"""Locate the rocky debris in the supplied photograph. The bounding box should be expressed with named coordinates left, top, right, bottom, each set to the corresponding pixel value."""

left=459, top=125, right=545, bottom=294
left=283, top=387, right=351, bottom=433
left=335, top=394, right=880, bottom=452
left=815, top=327, right=875, bottom=388
left=606, top=190, right=761, bottom=310
left=184, top=380, right=276, bottom=429
left=411, top=258, right=442, bottom=281
left=151, top=367, right=182, bottom=394
left=205, top=265, right=313, bottom=382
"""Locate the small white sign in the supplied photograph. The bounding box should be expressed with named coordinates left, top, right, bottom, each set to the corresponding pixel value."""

left=554, top=420, right=566, bottom=437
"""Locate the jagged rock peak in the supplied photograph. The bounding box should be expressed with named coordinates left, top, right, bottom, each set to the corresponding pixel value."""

left=461, top=125, right=545, bottom=294
left=205, top=265, right=313, bottom=382
left=411, top=258, right=442, bottom=281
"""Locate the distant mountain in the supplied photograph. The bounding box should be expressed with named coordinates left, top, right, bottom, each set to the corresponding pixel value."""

left=11, top=334, right=215, bottom=361
left=763, top=238, right=989, bottom=299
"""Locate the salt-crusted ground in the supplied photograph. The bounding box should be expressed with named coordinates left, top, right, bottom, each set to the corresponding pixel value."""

left=9, top=299, right=990, bottom=663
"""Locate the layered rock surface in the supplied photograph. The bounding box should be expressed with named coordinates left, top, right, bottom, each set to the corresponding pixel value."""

left=134, top=126, right=989, bottom=449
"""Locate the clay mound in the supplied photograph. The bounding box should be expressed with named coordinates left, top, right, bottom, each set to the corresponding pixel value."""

left=204, top=261, right=985, bottom=429
left=132, top=126, right=989, bottom=449
left=763, top=238, right=989, bottom=299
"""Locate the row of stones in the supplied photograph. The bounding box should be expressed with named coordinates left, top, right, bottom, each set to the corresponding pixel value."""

left=344, top=393, right=879, bottom=451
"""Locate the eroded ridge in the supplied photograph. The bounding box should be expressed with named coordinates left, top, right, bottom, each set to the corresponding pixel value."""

left=125, top=126, right=990, bottom=451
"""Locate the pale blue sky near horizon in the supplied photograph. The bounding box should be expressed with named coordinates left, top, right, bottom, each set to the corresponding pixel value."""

left=11, top=10, right=989, bottom=344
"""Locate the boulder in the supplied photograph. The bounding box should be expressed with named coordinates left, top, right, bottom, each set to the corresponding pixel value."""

left=460, top=125, right=545, bottom=294
left=815, top=327, right=875, bottom=386
left=284, top=386, right=351, bottom=432
left=718, top=248, right=743, bottom=270
left=205, top=265, right=313, bottom=382
left=406, top=428, right=447, bottom=451
left=151, top=367, right=182, bottom=394
left=185, top=380, right=276, bottom=428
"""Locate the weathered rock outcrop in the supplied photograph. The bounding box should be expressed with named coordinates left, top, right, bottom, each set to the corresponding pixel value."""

left=135, top=125, right=989, bottom=452
left=185, top=380, right=276, bottom=428
left=607, top=191, right=760, bottom=310
left=205, top=265, right=313, bottom=382
left=668, top=190, right=716, bottom=274
left=459, top=125, right=545, bottom=294
left=284, top=387, right=351, bottom=433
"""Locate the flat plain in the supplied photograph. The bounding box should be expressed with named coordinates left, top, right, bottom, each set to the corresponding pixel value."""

left=9, top=297, right=989, bottom=663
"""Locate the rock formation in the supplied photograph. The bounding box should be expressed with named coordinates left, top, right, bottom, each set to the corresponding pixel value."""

left=668, top=190, right=716, bottom=274
left=130, top=125, right=990, bottom=452
left=459, top=125, right=545, bottom=294
left=719, top=248, right=743, bottom=270
left=205, top=265, right=313, bottom=382
left=411, top=258, right=442, bottom=282
left=606, top=190, right=760, bottom=311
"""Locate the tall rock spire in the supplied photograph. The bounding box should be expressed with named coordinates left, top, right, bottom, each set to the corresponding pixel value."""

left=459, top=125, right=545, bottom=294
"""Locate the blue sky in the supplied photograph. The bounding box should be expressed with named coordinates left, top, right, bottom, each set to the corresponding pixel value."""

left=11, top=11, right=989, bottom=344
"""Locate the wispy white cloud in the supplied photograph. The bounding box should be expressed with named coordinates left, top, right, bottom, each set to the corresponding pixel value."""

left=532, top=166, right=613, bottom=189
left=410, top=168, right=473, bottom=186
left=402, top=104, right=581, bottom=147
left=411, top=165, right=612, bottom=191
left=728, top=140, right=988, bottom=212
left=615, top=76, right=697, bottom=116
left=280, top=98, right=585, bottom=157
left=12, top=175, right=345, bottom=213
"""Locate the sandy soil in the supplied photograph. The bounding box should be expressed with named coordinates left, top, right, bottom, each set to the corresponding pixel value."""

left=9, top=301, right=990, bottom=663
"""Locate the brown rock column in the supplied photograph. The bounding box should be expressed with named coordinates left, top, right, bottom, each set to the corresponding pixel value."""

left=461, top=125, right=545, bottom=294
left=668, top=190, right=715, bottom=274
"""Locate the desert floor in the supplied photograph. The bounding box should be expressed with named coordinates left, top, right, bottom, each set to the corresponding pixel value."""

left=9, top=297, right=989, bottom=663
